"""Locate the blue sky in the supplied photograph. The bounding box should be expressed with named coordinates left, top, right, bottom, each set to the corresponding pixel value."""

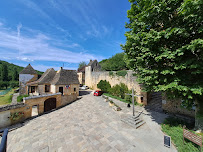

left=0, top=0, right=130, bottom=72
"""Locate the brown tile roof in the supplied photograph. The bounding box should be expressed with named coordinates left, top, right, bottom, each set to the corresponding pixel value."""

left=51, top=68, right=79, bottom=85
left=38, top=68, right=56, bottom=84
left=20, top=64, right=37, bottom=74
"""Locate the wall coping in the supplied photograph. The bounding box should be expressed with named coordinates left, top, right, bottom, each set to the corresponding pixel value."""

left=0, top=103, right=26, bottom=112
left=24, top=93, right=61, bottom=100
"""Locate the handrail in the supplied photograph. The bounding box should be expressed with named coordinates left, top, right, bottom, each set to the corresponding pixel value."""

left=0, top=128, right=8, bottom=152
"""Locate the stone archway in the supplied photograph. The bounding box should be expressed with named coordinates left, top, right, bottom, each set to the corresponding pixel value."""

left=44, top=98, right=56, bottom=112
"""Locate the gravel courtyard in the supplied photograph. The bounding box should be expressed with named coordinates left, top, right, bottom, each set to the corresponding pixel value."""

left=7, top=91, right=177, bottom=152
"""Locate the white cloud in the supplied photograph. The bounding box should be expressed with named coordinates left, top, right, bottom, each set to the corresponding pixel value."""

left=0, top=24, right=104, bottom=64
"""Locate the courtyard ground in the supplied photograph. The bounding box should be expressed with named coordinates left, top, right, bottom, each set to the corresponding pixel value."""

left=6, top=91, right=177, bottom=152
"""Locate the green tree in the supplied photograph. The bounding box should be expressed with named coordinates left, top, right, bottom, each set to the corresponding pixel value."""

left=99, top=53, right=128, bottom=71
left=122, top=0, right=203, bottom=129
left=12, top=68, right=18, bottom=81
left=78, top=61, right=87, bottom=69
left=97, top=80, right=111, bottom=92
left=1, top=63, right=8, bottom=81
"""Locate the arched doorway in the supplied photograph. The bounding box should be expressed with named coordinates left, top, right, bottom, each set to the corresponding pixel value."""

left=44, top=98, right=56, bottom=112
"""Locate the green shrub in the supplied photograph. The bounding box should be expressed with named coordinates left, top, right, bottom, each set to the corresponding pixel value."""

left=97, top=80, right=111, bottom=92
left=17, top=95, right=29, bottom=102
left=116, top=70, right=127, bottom=77
left=109, top=83, right=128, bottom=99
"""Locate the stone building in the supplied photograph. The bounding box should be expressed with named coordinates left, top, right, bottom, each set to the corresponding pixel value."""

left=19, top=64, right=38, bottom=95
left=77, top=66, right=86, bottom=85
left=26, top=67, right=79, bottom=96
left=77, top=60, right=101, bottom=85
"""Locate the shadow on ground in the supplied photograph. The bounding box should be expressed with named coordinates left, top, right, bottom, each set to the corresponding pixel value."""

left=79, top=90, right=92, bottom=96
left=143, top=106, right=195, bottom=128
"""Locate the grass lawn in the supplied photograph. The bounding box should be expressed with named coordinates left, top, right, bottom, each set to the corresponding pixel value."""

left=103, top=93, right=143, bottom=106
left=162, top=117, right=203, bottom=152
left=0, top=89, right=14, bottom=106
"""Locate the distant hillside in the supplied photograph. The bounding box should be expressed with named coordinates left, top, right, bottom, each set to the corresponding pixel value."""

left=99, top=52, right=129, bottom=71
left=0, top=60, right=43, bottom=81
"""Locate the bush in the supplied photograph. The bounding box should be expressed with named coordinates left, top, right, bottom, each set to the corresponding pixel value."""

left=116, top=70, right=127, bottom=77
left=17, top=95, right=29, bottom=102
left=109, top=83, right=129, bottom=99
left=97, top=80, right=111, bottom=92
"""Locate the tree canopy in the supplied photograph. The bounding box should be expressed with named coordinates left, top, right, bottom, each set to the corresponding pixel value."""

left=99, top=52, right=128, bottom=71
left=78, top=61, right=87, bottom=69
left=122, top=0, right=203, bottom=103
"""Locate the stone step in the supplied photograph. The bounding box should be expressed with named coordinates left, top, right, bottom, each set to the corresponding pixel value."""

left=128, top=119, right=143, bottom=125
left=136, top=121, right=146, bottom=129
left=121, top=117, right=146, bottom=129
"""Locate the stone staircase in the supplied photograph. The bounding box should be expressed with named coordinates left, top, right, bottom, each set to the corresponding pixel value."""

left=121, top=114, right=146, bottom=129
left=145, top=92, right=163, bottom=113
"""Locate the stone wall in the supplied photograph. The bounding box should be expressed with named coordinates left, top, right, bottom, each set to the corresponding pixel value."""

left=61, top=93, right=77, bottom=106
left=0, top=93, right=77, bottom=129
left=0, top=103, right=29, bottom=128
left=77, top=72, right=83, bottom=84
left=23, top=93, right=62, bottom=116
left=85, top=66, right=147, bottom=105
left=162, top=96, right=195, bottom=118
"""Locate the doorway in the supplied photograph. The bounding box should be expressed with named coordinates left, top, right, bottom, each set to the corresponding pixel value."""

left=59, top=87, right=63, bottom=95
left=32, top=105, right=39, bottom=116
left=44, top=98, right=56, bottom=112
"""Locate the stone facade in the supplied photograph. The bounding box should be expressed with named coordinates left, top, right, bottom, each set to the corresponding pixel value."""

left=85, top=67, right=147, bottom=105
left=162, top=95, right=195, bottom=118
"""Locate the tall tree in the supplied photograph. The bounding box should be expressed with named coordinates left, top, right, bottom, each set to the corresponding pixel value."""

left=99, top=53, right=128, bottom=71
left=12, top=67, right=18, bottom=81
left=78, top=61, right=87, bottom=69
left=1, top=63, right=8, bottom=81
left=122, top=0, right=203, bottom=129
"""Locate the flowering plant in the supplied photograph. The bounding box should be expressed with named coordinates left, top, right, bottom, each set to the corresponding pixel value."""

left=10, top=112, right=24, bottom=121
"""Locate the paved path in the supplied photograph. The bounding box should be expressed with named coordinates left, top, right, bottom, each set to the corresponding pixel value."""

left=7, top=91, right=177, bottom=152
left=11, top=93, right=19, bottom=104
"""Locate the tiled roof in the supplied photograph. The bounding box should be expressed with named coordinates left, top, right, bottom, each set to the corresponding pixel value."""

left=20, top=64, right=37, bottom=74
left=37, top=68, right=56, bottom=84
left=51, top=68, right=79, bottom=85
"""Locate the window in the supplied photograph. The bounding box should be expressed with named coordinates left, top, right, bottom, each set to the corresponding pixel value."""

left=31, top=86, right=35, bottom=93
left=45, top=85, right=50, bottom=92
left=74, top=88, right=76, bottom=92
